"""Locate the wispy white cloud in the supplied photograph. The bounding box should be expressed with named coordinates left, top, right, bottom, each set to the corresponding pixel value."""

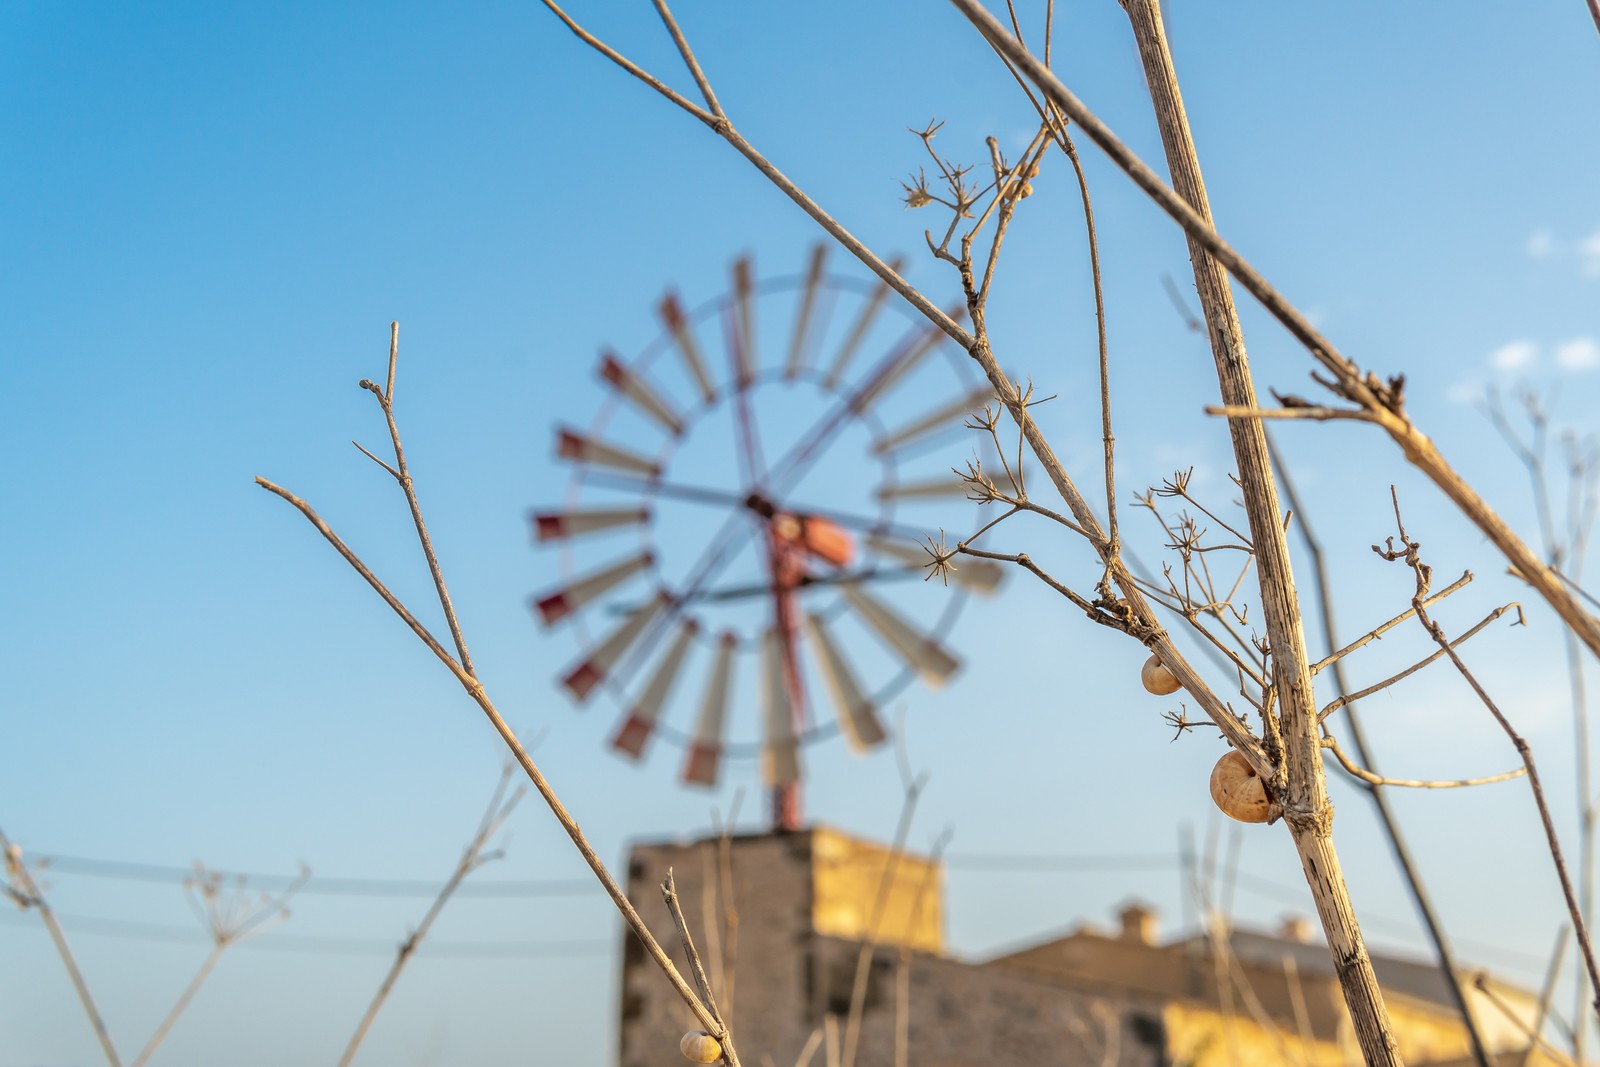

left=1556, top=336, right=1600, bottom=372
left=1489, top=340, right=1538, bottom=371
left=1526, top=228, right=1555, bottom=258
left=1445, top=380, right=1483, bottom=405
left=1582, top=230, right=1600, bottom=280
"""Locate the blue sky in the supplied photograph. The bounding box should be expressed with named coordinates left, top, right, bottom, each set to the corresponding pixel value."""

left=3, top=3, right=1599, bottom=1065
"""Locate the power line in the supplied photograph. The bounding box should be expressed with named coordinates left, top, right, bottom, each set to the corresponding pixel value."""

left=0, top=910, right=609, bottom=959
left=34, top=853, right=596, bottom=899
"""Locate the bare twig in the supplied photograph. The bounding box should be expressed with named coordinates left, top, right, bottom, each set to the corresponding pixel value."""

left=1320, top=733, right=1526, bottom=789
left=337, top=766, right=525, bottom=1067
left=1378, top=491, right=1600, bottom=1024
left=949, top=0, right=1600, bottom=672
left=356, top=323, right=476, bottom=677
left=1, top=827, right=122, bottom=1067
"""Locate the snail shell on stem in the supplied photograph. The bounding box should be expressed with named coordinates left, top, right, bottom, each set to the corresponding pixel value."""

left=680, top=1030, right=723, bottom=1064
left=1209, top=750, right=1271, bottom=824
left=1141, top=654, right=1181, bottom=695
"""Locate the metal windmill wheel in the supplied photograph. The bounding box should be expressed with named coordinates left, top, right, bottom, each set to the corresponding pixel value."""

left=531, top=244, right=1005, bottom=829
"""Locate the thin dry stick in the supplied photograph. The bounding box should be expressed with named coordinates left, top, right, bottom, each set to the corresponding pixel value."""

left=1, top=828, right=122, bottom=1067
left=1520, top=928, right=1569, bottom=1067
left=1474, top=975, right=1570, bottom=1063
left=254, top=479, right=732, bottom=1054
left=948, top=0, right=1600, bottom=673
left=662, top=869, right=725, bottom=1029
left=1114, top=1, right=1397, bottom=1056
left=840, top=766, right=930, bottom=1067
left=130, top=865, right=308, bottom=1067
left=336, top=766, right=524, bottom=1067
left=1379, top=494, right=1600, bottom=1024
left=1320, top=734, right=1525, bottom=790
left=356, top=322, right=475, bottom=678
left=130, top=945, right=220, bottom=1067
left=256, top=335, right=736, bottom=1060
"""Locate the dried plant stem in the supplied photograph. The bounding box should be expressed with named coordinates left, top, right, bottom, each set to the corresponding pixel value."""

left=1114, top=0, right=1396, bottom=1058
left=254, top=476, right=733, bottom=1056
left=840, top=769, right=928, bottom=1067
left=662, top=870, right=725, bottom=1026
left=1522, top=928, right=1569, bottom=1067
left=336, top=767, right=524, bottom=1067
left=949, top=0, right=1600, bottom=672
left=0, top=826, right=122, bottom=1067
left=129, top=944, right=222, bottom=1067
left=1381, top=496, right=1600, bottom=1025
left=357, top=323, right=475, bottom=677
left=542, top=0, right=1270, bottom=778
left=1274, top=436, right=1493, bottom=1067
left=1320, top=734, right=1525, bottom=790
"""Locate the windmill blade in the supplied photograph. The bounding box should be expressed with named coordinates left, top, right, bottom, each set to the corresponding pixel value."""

left=531, top=506, right=650, bottom=543
left=822, top=255, right=904, bottom=389
left=875, top=473, right=972, bottom=501
left=658, top=291, right=716, bottom=404
left=783, top=244, right=827, bottom=379
left=848, top=303, right=966, bottom=414
left=556, top=427, right=661, bottom=478
left=839, top=583, right=960, bottom=687
left=559, top=593, right=668, bottom=702
left=872, top=384, right=997, bottom=456
left=865, top=533, right=1004, bottom=595
left=611, top=617, right=698, bottom=760
left=532, top=551, right=653, bottom=626
left=803, top=612, right=886, bottom=753
left=760, top=629, right=802, bottom=787
left=730, top=255, right=756, bottom=387
left=683, top=632, right=737, bottom=787
left=598, top=352, right=684, bottom=436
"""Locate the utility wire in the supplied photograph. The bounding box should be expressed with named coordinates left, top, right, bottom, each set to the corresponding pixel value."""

left=0, top=910, right=608, bottom=959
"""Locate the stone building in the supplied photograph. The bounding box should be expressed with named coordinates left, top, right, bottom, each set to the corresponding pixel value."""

left=618, top=826, right=1567, bottom=1067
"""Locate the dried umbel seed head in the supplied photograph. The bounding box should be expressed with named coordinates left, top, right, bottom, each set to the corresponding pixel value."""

left=1141, top=654, right=1181, bottom=695
left=1209, top=750, right=1271, bottom=824
left=680, top=1030, right=723, bottom=1064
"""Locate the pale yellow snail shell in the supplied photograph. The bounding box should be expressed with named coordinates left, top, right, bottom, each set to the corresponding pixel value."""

left=1141, top=654, right=1181, bottom=695
left=680, top=1030, right=723, bottom=1064
left=1209, top=750, right=1271, bottom=824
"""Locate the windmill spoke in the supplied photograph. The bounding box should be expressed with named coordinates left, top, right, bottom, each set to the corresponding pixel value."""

left=599, top=352, right=684, bottom=436
left=730, top=256, right=756, bottom=388
left=872, top=384, right=997, bottom=456
left=559, top=592, right=668, bottom=702
left=533, top=551, right=653, bottom=626
left=531, top=506, right=650, bottom=543
left=611, top=617, right=698, bottom=759
left=783, top=244, right=828, bottom=379
left=821, top=255, right=904, bottom=389
left=683, top=632, right=737, bottom=787
left=840, top=583, right=960, bottom=687
left=848, top=312, right=961, bottom=415
left=875, top=474, right=970, bottom=501
left=658, top=291, right=716, bottom=404
left=765, top=300, right=967, bottom=501
left=803, top=613, right=887, bottom=753
left=760, top=628, right=802, bottom=787
left=556, top=427, right=660, bottom=478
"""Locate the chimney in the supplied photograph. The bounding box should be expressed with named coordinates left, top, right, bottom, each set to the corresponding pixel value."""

left=1279, top=915, right=1313, bottom=943
left=1117, top=901, right=1157, bottom=945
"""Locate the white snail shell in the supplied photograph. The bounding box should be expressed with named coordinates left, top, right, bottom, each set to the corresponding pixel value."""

left=680, top=1030, right=723, bottom=1064
left=1209, top=750, right=1271, bottom=824
left=1141, top=654, right=1181, bottom=695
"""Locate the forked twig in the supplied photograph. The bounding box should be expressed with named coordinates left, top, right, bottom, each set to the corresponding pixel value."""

left=1377, top=490, right=1600, bottom=1023
left=255, top=330, right=739, bottom=1064
left=337, top=766, right=525, bottom=1067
